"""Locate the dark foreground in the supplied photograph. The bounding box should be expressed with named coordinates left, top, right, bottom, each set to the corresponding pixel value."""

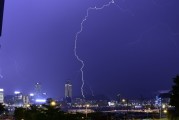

left=5, top=106, right=167, bottom=120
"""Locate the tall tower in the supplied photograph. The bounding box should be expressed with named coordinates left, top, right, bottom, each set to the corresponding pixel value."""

left=117, top=94, right=121, bottom=103
left=35, top=82, right=42, bottom=98
left=0, top=88, right=4, bottom=103
left=65, top=81, right=72, bottom=98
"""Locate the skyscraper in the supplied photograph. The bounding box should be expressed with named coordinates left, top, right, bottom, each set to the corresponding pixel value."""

left=14, top=91, right=23, bottom=106
left=117, top=94, right=121, bottom=103
left=0, top=89, right=4, bottom=103
left=34, top=82, right=42, bottom=98
left=65, top=81, right=72, bottom=98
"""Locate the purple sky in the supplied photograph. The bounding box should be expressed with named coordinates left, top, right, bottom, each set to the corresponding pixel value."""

left=0, top=0, right=179, bottom=99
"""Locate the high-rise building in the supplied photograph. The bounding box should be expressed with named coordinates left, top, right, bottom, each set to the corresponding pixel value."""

left=22, top=95, right=29, bottom=105
left=65, top=81, right=72, bottom=98
left=35, top=82, right=42, bottom=98
left=0, top=88, right=4, bottom=103
left=117, top=94, right=121, bottom=103
left=155, top=90, right=171, bottom=107
left=14, top=91, right=23, bottom=106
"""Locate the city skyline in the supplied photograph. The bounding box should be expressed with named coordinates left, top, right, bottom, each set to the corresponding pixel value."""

left=0, top=0, right=179, bottom=99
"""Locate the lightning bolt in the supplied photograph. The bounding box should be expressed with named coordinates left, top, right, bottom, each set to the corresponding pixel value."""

left=0, top=74, right=3, bottom=79
left=89, top=86, right=94, bottom=97
left=74, top=0, right=115, bottom=98
left=0, top=69, right=3, bottom=79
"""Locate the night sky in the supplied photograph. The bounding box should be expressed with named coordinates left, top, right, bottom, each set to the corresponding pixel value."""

left=0, top=0, right=179, bottom=99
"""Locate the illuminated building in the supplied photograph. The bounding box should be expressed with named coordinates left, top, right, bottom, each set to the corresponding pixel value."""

left=33, top=83, right=47, bottom=103
left=28, top=93, right=35, bottom=103
left=23, top=95, right=29, bottom=105
left=35, top=99, right=46, bottom=104
left=155, top=90, right=171, bottom=107
left=34, top=82, right=42, bottom=98
left=65, top=81, right=72, bottom=103
left=0, top=88, right=4, bottom=103
left=14, top=91, right=23, bottom=106
left=65, top=81, right=72, bottom=98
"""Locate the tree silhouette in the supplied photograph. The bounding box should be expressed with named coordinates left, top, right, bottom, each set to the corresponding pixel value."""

left=14, top=107, right=26, bottom=120
left=0, top=103, right=5, bottom=114
left=169, top=75, right=179, bottom=119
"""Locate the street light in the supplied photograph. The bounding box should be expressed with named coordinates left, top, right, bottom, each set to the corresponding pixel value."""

left=86, top=104, right=90, bottom=118
left=122, top=99, right=126, bottom=103
left=26, top=104, right=30, bottom=108
left=163, top=109, right=167, bottom=114
left=122, top=99, right=129, bottom=120
left=159, top=104, right=166, bottom=118
left=50, top=101, right=56, bottom=106
left=162, top=104, right=166, bottom=109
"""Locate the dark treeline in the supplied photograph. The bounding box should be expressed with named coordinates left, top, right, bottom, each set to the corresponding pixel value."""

left=14, top=104, right=110, bottom=120
left=14, top=104, right=83, bottom=120
left=168, top=75, right=179, bottom=120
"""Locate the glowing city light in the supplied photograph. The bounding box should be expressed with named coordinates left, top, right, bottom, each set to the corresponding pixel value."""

left=29, top=93, right=34, bottom=96
left=162, top=104, right=166, bottom=109
left=14, top=91, right=20, bottom=94
left=163, top=109, right=167, bottom=113
left=86, top=104, right=90, bottom=107
left=35, top=99, right=46, bottom=103
left=50, top=101, right=56, bottom=106
left=122, top=99, right=126, bottom=102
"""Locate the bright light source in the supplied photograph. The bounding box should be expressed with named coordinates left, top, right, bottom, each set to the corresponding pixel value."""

left=122, top=99, right=126, bottom=102
left=35, top=99, right=46, bottom=103
left=0, top=89, right=4, bottom=92
left=14, top=91, right=20, bottom=94
left=108, top=102, right=115, bottom=106
left=86, top=104, right=90, bottom=107
left=162, top=104, right=166, bottom=109
left=50, top=101, right=56, bottom=106
left=26, top=104, right=30, bottom=107
left=163, top=109, right=167, bottom=113
left=29, top=93, right=34, bottom=96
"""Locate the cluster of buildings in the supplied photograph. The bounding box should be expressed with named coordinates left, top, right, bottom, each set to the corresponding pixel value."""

left=0, top=82, right=47, bottom=111
left=0, top=81, right=71, bottom=107
left=0, top=81, right=72, bottom=114
left=0, top=80, right=172, bottom=115
left=61, top=81, right=171, bottom=116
